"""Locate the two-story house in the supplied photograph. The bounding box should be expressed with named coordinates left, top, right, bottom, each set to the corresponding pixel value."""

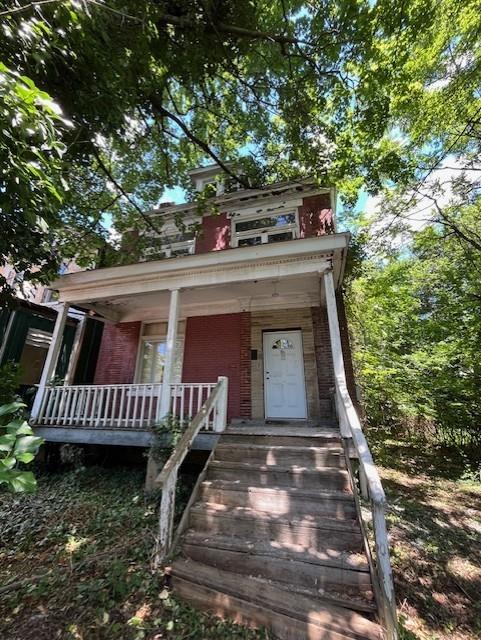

left=30, top=166, right=397, bottom=640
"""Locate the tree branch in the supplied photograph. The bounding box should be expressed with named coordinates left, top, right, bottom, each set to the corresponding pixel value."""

left=92, top=147, right=162, bottom=234
left=151, top=98, right=253, bottom=189
left=157, top=13, right=319, bottom=47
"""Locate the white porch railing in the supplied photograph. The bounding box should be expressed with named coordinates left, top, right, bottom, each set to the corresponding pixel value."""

left=335, top=378, right=398, bottom=640
left=155, top=376, right=228, bottom=561
left=32, top=381, right=220, bottom=431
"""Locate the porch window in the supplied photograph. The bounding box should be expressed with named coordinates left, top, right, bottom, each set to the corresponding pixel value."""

left=143, top=231, right=196, bottom=261
left=231, top=212, right=298, bottom=247
left=139, top=340, right=166, bottom=383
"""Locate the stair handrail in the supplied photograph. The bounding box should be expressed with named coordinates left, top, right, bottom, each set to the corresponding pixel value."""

left=154, top=376, right=228, bottom=563
left=335, top=377, right=398, bottom=640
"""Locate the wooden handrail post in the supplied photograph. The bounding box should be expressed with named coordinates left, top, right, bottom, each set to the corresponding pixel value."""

left=373, top=501, right=398, bottom=639
left=31, top=303, right=69, bottom=422
left=214, top=376, right=228, bottom=432
left=156, top=468, right=178, bottom=563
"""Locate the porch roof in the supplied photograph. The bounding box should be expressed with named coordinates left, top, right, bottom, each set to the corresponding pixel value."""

left=52, top=233, right=349, bottom=322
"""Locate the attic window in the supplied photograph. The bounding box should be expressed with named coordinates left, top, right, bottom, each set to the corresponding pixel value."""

left=231, top=211, right=299, bottom=248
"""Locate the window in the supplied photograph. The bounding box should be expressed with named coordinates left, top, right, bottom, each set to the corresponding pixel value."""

left=231, top=211, right=298, bottom=247
left=143, top=233, right=196, bottom=261
left=272, top=338, right=294, bottom=350
left=139, top=340, right=166, bottom=383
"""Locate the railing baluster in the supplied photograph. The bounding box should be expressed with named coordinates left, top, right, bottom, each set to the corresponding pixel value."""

left=180, top=385, right=185, bottom=428
left=188, top=385, right=193, bottom=423
left=50, top=388, right=62, bottom=425
left=124, top=385, right=133, bottom=429
left=140, top=385, right=147, bottom=428
left=118, top=386, right=126, bottom=428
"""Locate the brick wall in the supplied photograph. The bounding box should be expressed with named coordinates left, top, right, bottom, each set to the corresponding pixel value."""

left=311, top=305, right=335, bottom=420
left=239, top=312, right=251, bottom=418
left=182, top=312, right=250, bottom=419
left=195, top=212, right=230, bottom=254
left=298, top=193, right=334, bottom=238
left=94, top=321, right=141, bottom=384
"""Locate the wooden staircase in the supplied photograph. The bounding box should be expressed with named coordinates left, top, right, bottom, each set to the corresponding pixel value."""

left=169, top=425, right=383, bottom=640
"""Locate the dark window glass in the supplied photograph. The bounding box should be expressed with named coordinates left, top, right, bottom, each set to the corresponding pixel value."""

left=238, top=236, right=262, bottom=247
left=267, top=231, right=293, bottom=243
left=236, top=213, right=296, bottom=233
left=171, top=247, right=191, bottom=257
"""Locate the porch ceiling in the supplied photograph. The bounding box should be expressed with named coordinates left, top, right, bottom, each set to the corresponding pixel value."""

left=53, top=234, right=349, bottom=322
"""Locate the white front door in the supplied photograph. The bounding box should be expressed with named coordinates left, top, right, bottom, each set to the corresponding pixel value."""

left=263, top=330, right=307, bottom=420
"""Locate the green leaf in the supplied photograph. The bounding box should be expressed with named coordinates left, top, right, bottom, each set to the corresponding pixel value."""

left=0, top=402, right=25, bottom=417
left=13, top=435, right=44, bottom=455
left=0, top=457, right=16, bottom=471
left=0, top=470, right=37, bottom=493
left=16, top=452, right=35, bottom=464
left=6, top=419, right=33, bottom=436
left=0, top=433, right=16, bottom=452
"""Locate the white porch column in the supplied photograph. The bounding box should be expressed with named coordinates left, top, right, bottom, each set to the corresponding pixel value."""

left=31, top=302, right=69, bottom=420
left=323, top=269, right=351, bottom=438
left=158, top=288, right=180, bottom=421
left=64, top=314, right=87, bottom=385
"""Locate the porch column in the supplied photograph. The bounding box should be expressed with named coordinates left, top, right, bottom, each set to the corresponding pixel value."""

left=158, top=288, right=181, bottom=420
left=31, top=302, right=69, bottom=421
left=64, top=314, right=87, bottom=385
left=323, top=269, right=350, bottom=438
left=146, top=289, right=181, bottom=491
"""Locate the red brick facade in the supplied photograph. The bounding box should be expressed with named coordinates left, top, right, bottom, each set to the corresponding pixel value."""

left=195, top=212, right=230, bottom=254
left=94, top=321, right=141, bottom=385
left=239, top=312, right=251, bottom=418
left=194, top=193, right=333, bottom=256
left=298, top=194, right=334, bottom=238
left=182, top=312, right=251, bottom=419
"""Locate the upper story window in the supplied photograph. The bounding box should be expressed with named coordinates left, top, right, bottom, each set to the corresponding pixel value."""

left=231, top=211, right=299, bottom=248
left=143, top=231, right=196, bottom=260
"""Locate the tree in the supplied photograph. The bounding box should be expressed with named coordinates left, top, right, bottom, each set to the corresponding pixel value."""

left=347, top=205, right=481, bottom=449
left=1, top=0, right=418, bottom=297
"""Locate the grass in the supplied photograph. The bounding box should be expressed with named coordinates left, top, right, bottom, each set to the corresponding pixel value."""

left=0, top=465, right=267, bottom=640
left=369, top=432, right=481, bottom=640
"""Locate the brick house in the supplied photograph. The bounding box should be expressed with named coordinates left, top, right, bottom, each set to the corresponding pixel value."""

left=30, top=166, right=356, bottom=442
left=29, top=165, right=397, bottom=640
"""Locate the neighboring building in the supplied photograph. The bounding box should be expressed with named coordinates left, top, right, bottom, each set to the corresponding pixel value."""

left=0, top=262, right=103, bottom=404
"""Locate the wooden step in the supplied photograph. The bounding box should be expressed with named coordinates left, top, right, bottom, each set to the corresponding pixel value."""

left=208, top=460, right=349, bottom=489
left=170, top=560, right=381, bottom=639
left=181, top=540, right=373, bottom=597
left=199, top=480, right=356, bottom=518
left=182, top=532, right=370, bottom=571
left=214, top=443, right=345, bottom=467
left=221, top=433, right=342, bottom=448
left=189, top=503, right=364, bottom=550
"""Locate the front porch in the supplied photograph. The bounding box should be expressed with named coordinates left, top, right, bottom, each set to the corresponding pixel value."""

left=30, top=235, right=351, bottom=447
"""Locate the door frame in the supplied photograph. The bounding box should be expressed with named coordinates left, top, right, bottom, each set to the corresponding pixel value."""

left=262, top=328, right=308, bottom=420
